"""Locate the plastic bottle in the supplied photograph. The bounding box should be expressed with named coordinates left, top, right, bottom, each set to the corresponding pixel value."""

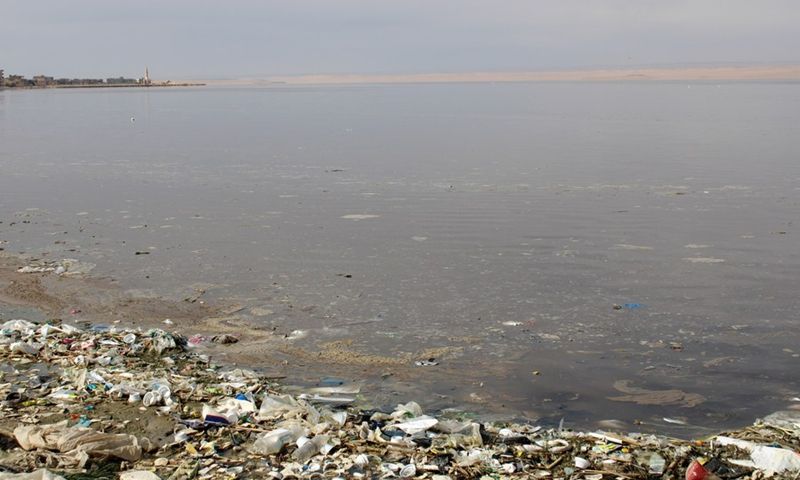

left=251, top=425, right=305, bottom=455
left=292, top=435, right=330, bottom=462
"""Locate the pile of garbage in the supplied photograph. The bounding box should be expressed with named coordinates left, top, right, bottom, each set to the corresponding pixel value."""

left=0, top=318, right=798, bottom=479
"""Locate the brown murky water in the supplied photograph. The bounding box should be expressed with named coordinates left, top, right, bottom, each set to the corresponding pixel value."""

left=1, top=82, right=799, bottom=435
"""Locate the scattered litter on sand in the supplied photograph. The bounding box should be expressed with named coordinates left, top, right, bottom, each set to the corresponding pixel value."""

left=0, top=318, right=798, bottom=479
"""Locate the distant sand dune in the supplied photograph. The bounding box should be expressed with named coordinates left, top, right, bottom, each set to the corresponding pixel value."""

left=197, top=65, right=800, bottom=86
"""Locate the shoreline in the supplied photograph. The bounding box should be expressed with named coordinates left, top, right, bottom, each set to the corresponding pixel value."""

left=192, top=65, right=800, bottom=87
left=1, top=300, right=798, bottom=479
left=5, top=65, right=798, bottom=91
left=0, top=83, right=205, bottom=91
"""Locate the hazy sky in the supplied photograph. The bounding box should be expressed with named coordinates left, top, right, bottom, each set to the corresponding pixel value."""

left=2, top=0, right=798, bottom=79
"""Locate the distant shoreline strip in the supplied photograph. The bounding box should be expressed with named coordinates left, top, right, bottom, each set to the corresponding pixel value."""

left=200, top=65, right=800, bottom=86
left=1, top=83, right=205, bottom=90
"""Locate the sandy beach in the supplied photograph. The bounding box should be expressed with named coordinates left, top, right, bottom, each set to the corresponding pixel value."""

left=194, top=65, right=800, bottom=87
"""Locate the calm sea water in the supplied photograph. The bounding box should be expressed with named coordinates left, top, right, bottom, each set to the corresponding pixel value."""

left=1, top=83, right=799, bottom=434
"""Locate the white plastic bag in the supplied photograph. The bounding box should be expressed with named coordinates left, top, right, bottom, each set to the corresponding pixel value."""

left=0, top=470, right=66, bottom=480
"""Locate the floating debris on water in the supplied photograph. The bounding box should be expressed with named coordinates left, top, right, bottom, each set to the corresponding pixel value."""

left=16, top=258, right=96, bottom=276
left=683, top=257, right=726, bottom=263
left=613, top=244, right=654, bottom=250
left=608, top=380, right=706, bottom=407
left=340, top=214, right=381, bottom=220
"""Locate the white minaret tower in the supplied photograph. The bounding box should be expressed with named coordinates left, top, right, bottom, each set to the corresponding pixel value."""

left=143, top=67, right=151, bottom=85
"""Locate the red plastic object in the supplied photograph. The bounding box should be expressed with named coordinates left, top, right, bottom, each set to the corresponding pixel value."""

left=686, top=461, right=708, bottom=480
left=687, top=461, right=722, bottom=480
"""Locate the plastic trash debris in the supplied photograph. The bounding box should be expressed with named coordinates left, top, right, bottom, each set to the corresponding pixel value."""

left=140, top=380, right=172, bottom=406
left=297, top=393, right=355, bottom=405
left=16, top=259, right=94, bottom=276
left=663, top=417, right=688, bottom=425
left=399, top=464, right=417, bottom=478
left=142, top=391, right=164, bottom=407
left=2, top=314, right=798, bottom=480
left=328, top=410, right=348, bottom=426
left=286, top=329, right=307, bottom=340
left=394, top=415, right=439, bottom=434
left=0, top=470, right=66, bottom=480
left=218, top=367, right=259, bottom=384
left=201, top=404, right=238, bottom=425
left=637, top=451, right=666, bottom=474
left=14, top=421, right=142, bottom=464
left=455, top=449, right=494, bottom=467
left=251, top=425, right=306, bottom=455
left=392, top=401, right=424, bottom=419
left=414, top=358, right=439, bottom=366
left=574, top=456, right=590, bottom=469
left=47, top=387, right=79, bottom=402
left=686, top=460, right=721, bottom=480
left=354, top=453, right=370, bottom=467
left=761, top=410, right=800, bottom=436
left=202, top=395, right=257, bottom=425
left=10, top=341, right=40, bottom=356
left=305, top=384, right=361, bottom=395
left=119, top=472, right=161, bottom=480
left=715, top=436, right=800, bottom=475
left=292, top=434, right=331, bottom=462
left=257, top=393, right=305, bottom=420
left=1, top=319, right=39, bottom=333
left=431, top=421, right=484, bottom=449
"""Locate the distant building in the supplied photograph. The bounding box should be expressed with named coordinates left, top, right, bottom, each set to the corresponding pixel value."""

left=54, top=78, right=101, bottom=86
left=7, top=75, right=33, bottom=87
left=139, top=67, right=152, bottom=86
left=106, top=76, right=137, bottom=85
left=33, top=75, right=54, bottom=87
left=56, top=78, right=77, bottom=85
left=1, top=71, right=164, bottom=88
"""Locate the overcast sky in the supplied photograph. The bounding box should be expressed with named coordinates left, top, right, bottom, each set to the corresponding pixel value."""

left=2, top=0, right=798, bottom=79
